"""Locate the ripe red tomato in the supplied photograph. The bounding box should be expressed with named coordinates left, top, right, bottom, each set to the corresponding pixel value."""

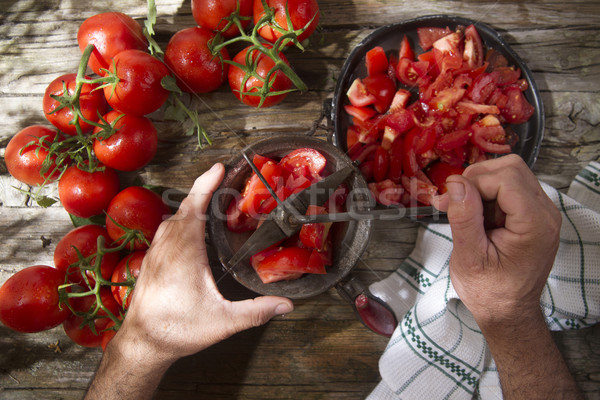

left=58, top=164, right=120, bottom=218
left=0, top=265, right=69, bottom=333
left=191, top=0, right=253, bottom=38
left=93, top=111, right=158, bottom=171
left=77, top=12, right=148, bottom=76
left=111, top=251, right=145, bottom=308
left=104, top=49, right=170, bottom=116
left=228, top=45, right=293, bottom=107
left=54, top=224, right=121, bottom=288
left=5, top=125, right=62, bottom=186
left=254, top=0, right=320, bottom=45
left=43, top=73, right=109, bottom=135
left=164, top=27, right=230, bottom=94
left=105, top=186, right=171, bottom=250
left=63, top=288, right=122, bottom=348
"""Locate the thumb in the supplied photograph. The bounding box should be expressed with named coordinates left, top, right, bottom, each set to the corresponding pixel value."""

left=446, top=175, right=488, bottom=257
left=228, top=296, right=294, bottom=332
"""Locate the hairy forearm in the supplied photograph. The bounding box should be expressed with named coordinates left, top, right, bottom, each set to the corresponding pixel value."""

left=479, top=307, right=583, bottom=400
left=84, top=330, right=175, bottom=400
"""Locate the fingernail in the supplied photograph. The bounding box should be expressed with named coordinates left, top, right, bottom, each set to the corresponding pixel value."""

left=447, top=181, right=465, bottom=202
left=275, top=302, right=293, bottom=315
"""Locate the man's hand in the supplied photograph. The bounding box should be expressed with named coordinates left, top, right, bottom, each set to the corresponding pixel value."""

left=433, top=154, right=561, bottom=326
left=432, top=154, right=582, bottom=399
left=85, top=164, right=293, bottom=399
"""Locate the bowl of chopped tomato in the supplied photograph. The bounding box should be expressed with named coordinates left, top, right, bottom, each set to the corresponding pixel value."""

left=330, top=15, right=544, bottom=209
left=208, top=135, right=372, bottom=299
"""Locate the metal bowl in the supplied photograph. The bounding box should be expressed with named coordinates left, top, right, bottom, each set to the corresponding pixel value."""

left=330, top=14, right=544, bottom=168
left=208, top=135, right=372, bottom=299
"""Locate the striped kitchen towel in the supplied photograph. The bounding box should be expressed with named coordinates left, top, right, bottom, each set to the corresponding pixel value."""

left=367, top=161, right=600, bottom=399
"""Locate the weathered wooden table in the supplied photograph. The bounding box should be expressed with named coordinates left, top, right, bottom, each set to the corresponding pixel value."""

left=1, top=0, right=599, bottom=398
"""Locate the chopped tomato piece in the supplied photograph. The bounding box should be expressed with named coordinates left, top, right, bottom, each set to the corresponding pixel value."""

left=226, top=195, right=259, bottom=233
left=344, top=105, right=377, bottom=122
left=366, top=46, right=389, bottom=76
left=429, top=87, right=466, bottom=112
left=425, top=162, right=465, bottom=194
left=252, top=154, right=276, bottom=170
left=280, top=147, right=327, bottom=177
left=401, top=172, right=438, bottom=205
left=501, top=87, right=535, bottom=124
left=256, top=247, right=326, bottom=276
left=456, top=100, right=499, bottom=115
left=402, top=128, right=420, bottom=177
left=436, top=129, right=471, bottom=152
left=417, top=26, right=452, bottom=51
left=299, top=205, right=332, bottom=250
left=347, top=78, right=376, bottom=107
left=385, top=108, right=415, bottom=134
left=373, top=146, right=390, bottom=182
left=238, top=161, right=284, bottom=215
left=388, top=137, right=404, bottom=183
left=363, top=73, right=396, bottom=113
left=398, top=35, right=414, bottom=60
left=463, top=25, right=484, bottom=69
left=346, top=126, right=359, bottom=149
left=368, top=179, right=404, bottom=206
left=471, top=115, right=511, bottom=154
left=389, top=89, right=412, bottom=112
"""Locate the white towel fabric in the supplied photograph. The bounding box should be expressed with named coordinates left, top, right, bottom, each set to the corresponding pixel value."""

left=367, top=161, right=600, bottom=399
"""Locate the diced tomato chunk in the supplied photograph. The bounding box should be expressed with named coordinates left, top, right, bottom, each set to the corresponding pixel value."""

left=417, top=26, right=452, bottom=51
left=366, top=46, right=389, bottom=76
left=363, top=73, right=396, bottom=113
left=345, top=105, right=376, bottom=122
left=425, top=162, right=465, bottom=194
left=347, top=78, right=376, bottom=107
left=501, top=87, right=535, bottom=124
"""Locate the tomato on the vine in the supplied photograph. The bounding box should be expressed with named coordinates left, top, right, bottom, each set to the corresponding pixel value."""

left=104, top=49, right=170, bottom=116
left=228, top=45, right=293, bottom=107
left=54, top=224, right=121, bottom=288
left=58, top=164, right=120, bottom=218
left=93, top=111, right=158, bottom=172
left=111, top=251, right=145, bottom=309
left=0, top=265, right=69, bottom=333
left=77, top=12, right=148, bottom=76
left=191, top=0, right=253, bottom=38
left=254, top=0, right=320, bottom=45
left=63, top=288, right=122, bottom=348
left=164, top=27, right=230, bottom=94
left=105, top=186, right=171, bottom=250
left=42, top=73, right=109, bottom=135
left=5, top=125, right=63, bottom=186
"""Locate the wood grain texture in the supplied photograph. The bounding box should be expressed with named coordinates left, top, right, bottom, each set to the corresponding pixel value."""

left=0, top=0, right=598, bottom=398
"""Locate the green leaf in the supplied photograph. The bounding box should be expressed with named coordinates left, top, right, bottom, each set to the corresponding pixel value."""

left=36, top=196, right=59, bottom=208
left=161, top=75, right=182, bottom=95
left=69, top=213, right=106, bottom=228
left=163, top=103, right=187, bottom=121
